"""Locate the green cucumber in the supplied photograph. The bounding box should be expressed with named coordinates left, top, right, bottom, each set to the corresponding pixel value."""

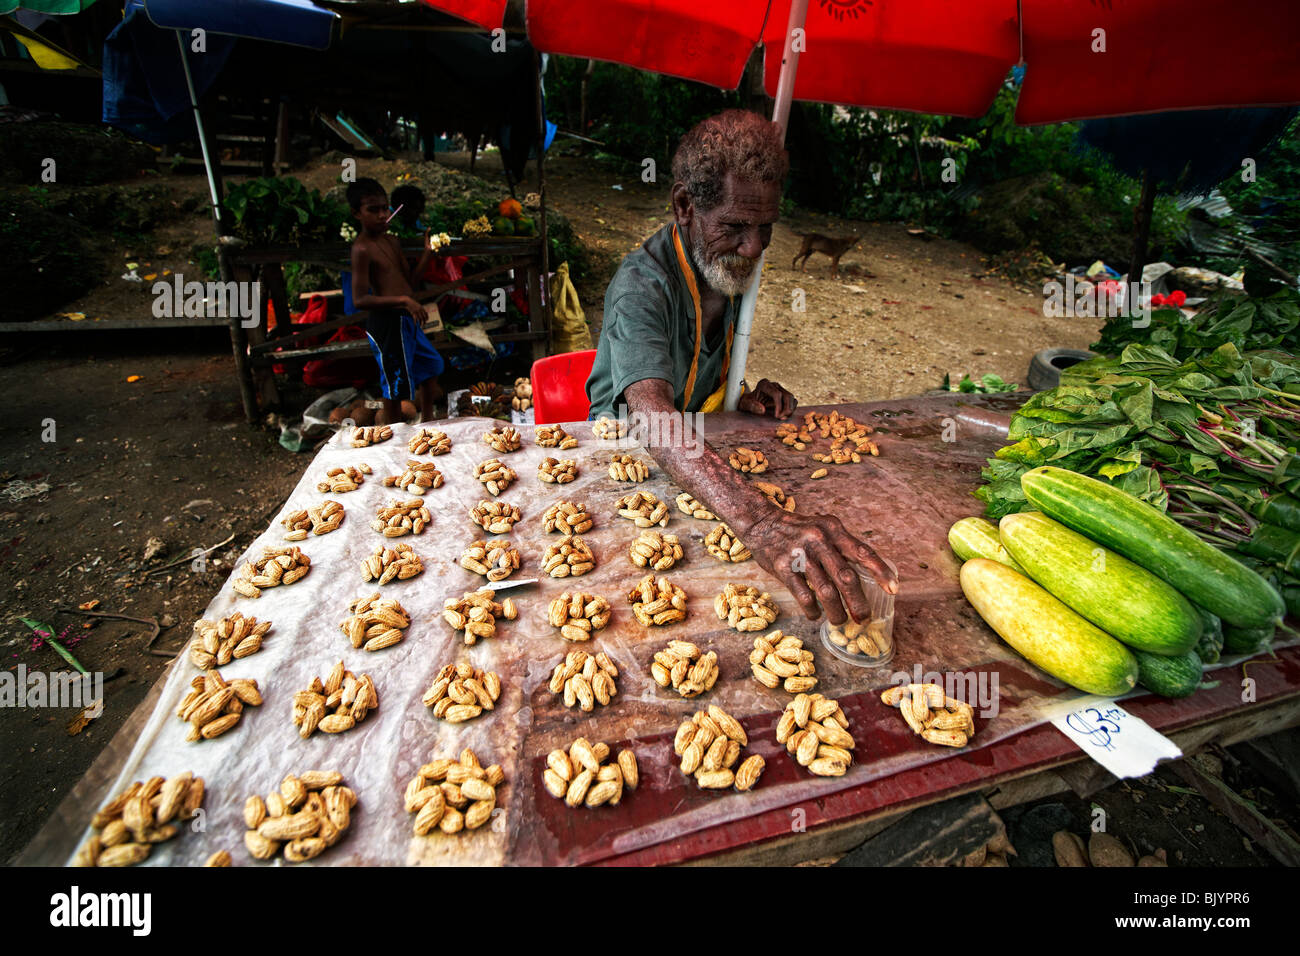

left=1021, top=466, right=1285, bottom=630
left=959, top=558, right=1139, bottom=697
left=1193, top=605, right=1223, bottom=665
left=1223, top=623, right=1275, bottom=656
left=1000, top=511, right=1201, bottom=655
left=948, top=516, right=1025, bottom=571
left=1283, top=585, right=1300, bottom=619
left=1133, top=648, right=1203, bottom=698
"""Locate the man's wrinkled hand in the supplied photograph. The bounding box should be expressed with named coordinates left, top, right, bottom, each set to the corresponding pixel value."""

left=744, top=509, right=897, bottom=624
left=738, top=379, right=796, bottom=420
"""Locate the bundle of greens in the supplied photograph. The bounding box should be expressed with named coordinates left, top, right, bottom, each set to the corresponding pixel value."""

left=941, top=372, right=1019, bottom=394
left=975, top=342, right=1300, bottom=611
left=1092, top=286, right=1300, bottom=361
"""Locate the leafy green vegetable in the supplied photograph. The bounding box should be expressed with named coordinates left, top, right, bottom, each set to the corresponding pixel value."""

left=976, top=339, right=1300, bottom=596
left=942, top=372, right=1019, bottom=394
left=1092, top=287, right=1300, bottom=361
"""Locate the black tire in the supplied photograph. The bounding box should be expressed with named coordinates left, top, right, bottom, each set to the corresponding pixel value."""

left=1027, top=348, right=1096, bottom=391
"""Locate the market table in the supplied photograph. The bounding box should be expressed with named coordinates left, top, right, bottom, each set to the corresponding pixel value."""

left=20, top=393, right=1300, bottom=866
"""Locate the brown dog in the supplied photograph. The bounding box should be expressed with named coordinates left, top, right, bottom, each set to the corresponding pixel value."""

left=791, top=233, right=860, bottom=278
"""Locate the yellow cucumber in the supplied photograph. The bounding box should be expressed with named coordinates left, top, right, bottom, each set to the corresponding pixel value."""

left=999, top=511, right=1201, bottom=655
left=960, top=558, right=1139, bottom=697
left=948, top=516, right=1025, bottom=572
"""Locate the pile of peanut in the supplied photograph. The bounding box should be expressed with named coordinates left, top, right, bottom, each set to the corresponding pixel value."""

left=233, top=545, right=311, bottom=598
left=705, top=523, right=751, bottom=563
left=535, top=424, right=577, bottom=449
left=749, top=630, right=817, bottom=693
left=442, top=589, right=517, bottom=645
left=674, top=705, right=765, bottom=791
left=422, top=661, right=502, bottom=723
left=714, top=583, right=778, bottom=632
left=628, top=574, right=687, bottom=627
left=74, top=771, right=206, bottom=867
left=881, top=683, right=976, bottom=748
left=778, top=692, right=855, bottom=777
left=825, top=618, right=893, bottom=658
left=651, top=640, right=718, bottom=698
left=242, top=772, right=355, bottom=862
left=404, top=748, right=504, bottom=835
left=777, top=410, right=879, bottom=460
left=543, top=499, right=592, bottom=534
left=675, top=492, right=716, bottom=520
left=292, top=662, right=377, bottom=738
left=541, top=534, right=595, bottom=577
left=382, top=460, right=444, bottom=493
left=754, top=481, right=795, bottom=513
left=592, top=416, right=627, bottom=440
left=548, top=591, right=612, bottom=641
left=512, top=376, right=533, bottom=412
left=481, top=425, right=522, bottom=453
left=360, top=542, right=424, bottom=584
left=470, top=499, right=522, bottom=534
left=542, top=738, right=638, bottom=809
left=629, top=529, right=683, bottom=571
left=341, top=593, right=410, bottom=651
left=408, top=428, right=452, bottom=455
left=814, top=447, right=863, bottom=466
left=475, top=457, right=517, bottom=496
left=317, top=463, right=370, bottom=494
left=538, top=457, right=579, bottom=484
left=460, top=539, right=522, bottom=582
left=176, top=670, right=261, bottom=741
left=189, top=613, right=271, bottom=669
left=281, top=500, right=344, bottom=539
left=372, top=497, right=433, bottom=537
left=349, top=425, right=393, bottom=447
left=608, top=454, right=650, bottom=482
left=548, top=648, right=619, bottom=711
left=616, top=490, right=669, bottom=527
left=728, top=447, right=768, bottom=474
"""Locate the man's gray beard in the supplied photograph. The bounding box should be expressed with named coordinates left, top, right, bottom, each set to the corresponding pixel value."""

left=690, top=228, right=757, bottom=297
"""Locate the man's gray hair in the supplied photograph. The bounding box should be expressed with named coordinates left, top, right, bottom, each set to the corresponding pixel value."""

left=672, top=110, right=789, bottom=212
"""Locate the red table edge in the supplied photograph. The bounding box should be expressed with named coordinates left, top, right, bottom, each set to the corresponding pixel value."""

left=594, top=646, right=1300, bottom=866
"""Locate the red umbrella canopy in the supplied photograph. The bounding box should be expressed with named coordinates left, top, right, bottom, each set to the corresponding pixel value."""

left=760, top=0, right=1018, bottom=118
left=482, top=0, right=1300, bottom=123
left=419, top=0, right=509, bottom=31
left=1015, top=0, right=1300, bottom=123
left=526, top=0, right=769, bottom=89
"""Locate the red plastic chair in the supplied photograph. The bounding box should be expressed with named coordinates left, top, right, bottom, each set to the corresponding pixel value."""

left=531, top=349, right=598, bottom=424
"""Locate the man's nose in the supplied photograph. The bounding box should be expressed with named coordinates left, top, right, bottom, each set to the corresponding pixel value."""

left=737, top=228, right=766, bottom=259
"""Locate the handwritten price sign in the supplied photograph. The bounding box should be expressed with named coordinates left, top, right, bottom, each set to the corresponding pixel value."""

left=1051, top=702, right=1182, bottom=778
left=1064, top=706, right=1127, bottom=752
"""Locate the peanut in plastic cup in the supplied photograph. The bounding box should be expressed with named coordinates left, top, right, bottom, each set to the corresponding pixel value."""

left=820, top=560, right=896, bottom=667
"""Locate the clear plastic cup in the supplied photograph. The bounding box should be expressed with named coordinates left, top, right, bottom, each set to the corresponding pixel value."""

left=820, top=560, right=896, bottom=667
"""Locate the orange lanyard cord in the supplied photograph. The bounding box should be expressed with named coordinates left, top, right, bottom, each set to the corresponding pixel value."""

left=672, top=224, right=734, bottom=411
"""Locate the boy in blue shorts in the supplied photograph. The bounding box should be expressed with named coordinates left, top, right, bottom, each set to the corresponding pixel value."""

left=347, top=177, right=444, bottom=424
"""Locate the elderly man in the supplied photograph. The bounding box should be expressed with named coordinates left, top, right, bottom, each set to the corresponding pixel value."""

left=586, top=110, right=896, bottom=624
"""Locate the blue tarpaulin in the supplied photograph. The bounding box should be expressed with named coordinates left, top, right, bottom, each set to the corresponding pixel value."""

left=102, top=0, right=336, bottom=142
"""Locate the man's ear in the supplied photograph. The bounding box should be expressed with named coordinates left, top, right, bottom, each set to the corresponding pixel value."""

left=670, top=184, right=693, bottom=229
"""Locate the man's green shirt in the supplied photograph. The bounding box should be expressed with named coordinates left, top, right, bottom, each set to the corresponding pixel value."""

left=585, top=224, right=738, bottom=419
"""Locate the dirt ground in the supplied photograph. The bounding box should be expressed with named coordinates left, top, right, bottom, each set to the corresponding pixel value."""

left=0, top=147, right=1293, bottom=866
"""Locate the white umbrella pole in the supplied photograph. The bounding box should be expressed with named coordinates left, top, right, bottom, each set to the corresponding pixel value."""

left=177, top=30, right=224, bottom=232
left=723, top=0, right=807, bottom=410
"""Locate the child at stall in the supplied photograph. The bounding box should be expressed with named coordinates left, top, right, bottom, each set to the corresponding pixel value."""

left=347, top=177, right=444, bottom=424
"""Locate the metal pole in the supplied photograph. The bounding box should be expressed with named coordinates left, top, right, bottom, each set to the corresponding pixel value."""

left=176, top=30, right=224, bottom=234
left=724, top=0, right=807, bottom=411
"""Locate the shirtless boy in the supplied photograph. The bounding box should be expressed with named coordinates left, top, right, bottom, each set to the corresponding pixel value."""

left=347, top=177, right=444, bottom=424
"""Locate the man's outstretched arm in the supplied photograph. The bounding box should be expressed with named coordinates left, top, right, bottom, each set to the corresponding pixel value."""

left=623, top=378, right=897, bottom=625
